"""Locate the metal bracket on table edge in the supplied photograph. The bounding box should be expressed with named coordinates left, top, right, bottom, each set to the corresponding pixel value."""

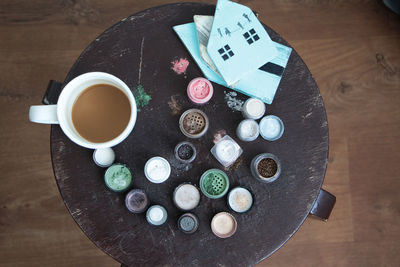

left=42, top=80, right=63, bottom=105
left=309, top=189, right=336, bottom=221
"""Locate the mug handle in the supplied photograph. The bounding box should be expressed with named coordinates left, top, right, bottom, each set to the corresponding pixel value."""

left=29, top=105, right=58, bottom=124
left=29, top=80, right=63, bottom=124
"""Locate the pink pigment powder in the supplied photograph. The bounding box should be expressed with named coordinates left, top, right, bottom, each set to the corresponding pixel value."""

left=171, top=58, right=189, bottom=74
left=187, top=77, right=213, bottom=104
left=191, top=80, right=209, bottom=99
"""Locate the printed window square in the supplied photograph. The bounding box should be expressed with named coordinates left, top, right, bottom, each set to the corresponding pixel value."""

left=218, top=45, right=234, bottom=60
left=244, top=29, right=259, bottom=45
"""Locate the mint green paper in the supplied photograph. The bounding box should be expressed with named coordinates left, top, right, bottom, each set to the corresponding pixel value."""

left=173, top=22, right=292, bottom=104
left=206, top=0, right=278, bottom=86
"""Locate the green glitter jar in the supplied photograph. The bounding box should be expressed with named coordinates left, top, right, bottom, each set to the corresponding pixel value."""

left=104, top=164, right=132, bottom=192
left=200, top=169, right=229, bottom=199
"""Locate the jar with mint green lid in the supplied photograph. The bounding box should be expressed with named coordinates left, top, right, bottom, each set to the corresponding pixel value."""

left=200, top=169, right=229, bottom=199
left=104, top=163, right=132, bottom=192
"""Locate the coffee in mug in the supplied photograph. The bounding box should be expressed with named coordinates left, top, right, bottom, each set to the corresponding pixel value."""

left=72, top=84, right=131, bottom=143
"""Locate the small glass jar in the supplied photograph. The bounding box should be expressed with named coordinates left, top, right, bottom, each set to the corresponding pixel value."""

left=242, top=98, right=265, bottom=120
left=146, top=205, right=168, bottom=226
left=144, top=156, right=171, bottom=183
left=199, top=169, right=230, bottom=199
left=173, top=183, right=201, bottom=211
left=250, top=153, right=281, bottom=183
left=236, top=119, right=260, bottom=142
left=259, top=115, right=284, bottom=141
left=211, top=212, right=237, bottom=238
left=227, top=187, right=253, bottom=213
left=211, top=135, right=242, bottom=167
left=178, top=213, right=199, bottom=234
left=174, top=141, right=197, bottom=163
left=104, top=163, right=132, bottom=192
left=93, top=148, right=115, bottom=168
left=125, top=189, right=149, bottom=214
left=179, top=109, right=209, bottom=138
left=187, top=77, right=214, bottom=104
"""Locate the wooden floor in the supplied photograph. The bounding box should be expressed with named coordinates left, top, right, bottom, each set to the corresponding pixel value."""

left=1, top=0, right=399, bottom=266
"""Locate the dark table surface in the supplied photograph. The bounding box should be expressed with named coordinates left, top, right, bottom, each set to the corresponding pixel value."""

left=49, top=3, right=329, bottom=266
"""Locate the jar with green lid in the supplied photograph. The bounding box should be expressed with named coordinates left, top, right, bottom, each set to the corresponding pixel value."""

left=104, top=163, right=133, bottom=192
left=199, top=169, right=230, bottom=199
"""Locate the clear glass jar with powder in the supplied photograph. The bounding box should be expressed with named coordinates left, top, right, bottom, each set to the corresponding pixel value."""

left=259, top=115, right=284, bottom=141
left=146, top=205, right=168, bottom=226
left=144, top=156, right=171, bottom=183
left=211, top=135, right=242, bottom=167
left=242, top=98, right=266, bottom=120
left=173, top=183, right=201, bottom=211
left=178, top=213, right=199, bottom=234
left=227, top=187, right=253, bottom=213
left=211, top=212, right=237, bottom=238
left=236, top=119, right=260, bottom=142
left=93, top=148, right=115, bottom=167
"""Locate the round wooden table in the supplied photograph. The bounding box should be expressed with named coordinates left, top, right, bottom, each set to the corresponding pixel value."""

left=48, top=3, right=332, bottom=266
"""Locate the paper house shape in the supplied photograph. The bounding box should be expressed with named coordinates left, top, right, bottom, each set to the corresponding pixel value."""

left=206, top=0, right=278, bottom=86
left=173, top=21, right=292, bottom=104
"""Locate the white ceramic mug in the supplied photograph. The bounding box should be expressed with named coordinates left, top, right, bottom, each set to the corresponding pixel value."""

left=29, top=72, right=137, bottom=149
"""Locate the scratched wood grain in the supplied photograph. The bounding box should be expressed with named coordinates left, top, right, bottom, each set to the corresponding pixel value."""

left=0, top=0, right=399, bottom=266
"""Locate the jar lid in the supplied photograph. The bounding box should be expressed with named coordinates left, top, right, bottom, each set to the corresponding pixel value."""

left=259, top=115, right=284, bottom=141
left=178, top=213, right=199, bottom=234
left=125, top=189, right=149, bottom=214
left=228, top=187, right=253, bottom=213
left=179, top=109, right=209, bottom=138
left=144, top=157, right=171, bottom=183
left=173, top=183, right=200, bottom=211
left=200, top=169, right=230, bottom=199
left=187, top=77, right=214, bottom=104
left=104, top=164, right=132, bottom=192
left=93, top=148, right=115, bottom=167
left=211, top=212, right=237, bottom=238
left=146, top=205, right=168, bottom=226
